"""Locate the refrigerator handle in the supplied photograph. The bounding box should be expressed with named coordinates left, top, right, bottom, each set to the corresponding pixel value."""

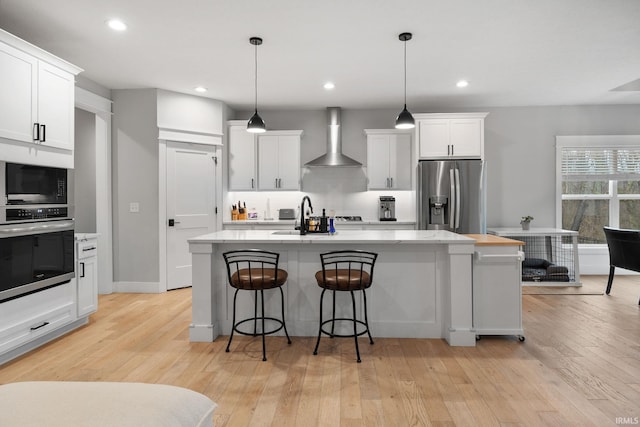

left=449, top=168, right=456, bottom=229
left=455, top=168, right=461, bottom=228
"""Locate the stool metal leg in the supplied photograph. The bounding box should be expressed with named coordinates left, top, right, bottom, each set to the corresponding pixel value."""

left=350, top=290, right=361, bottom=363
left=253, top=289, right=258, bottom=336
left=279, top=287, right=292, bottom=345
left=260, top=289, right=266, bottom=361
left=313, top=288, right=327, bottom=355
left=362, top=289, right=374, bottom=345
left=226, top=288, right=240, bottom=353
left=330, top=290, right=336, bottom=337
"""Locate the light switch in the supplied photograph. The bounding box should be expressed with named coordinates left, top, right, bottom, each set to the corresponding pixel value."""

left=129, top=202, right=140, bottom=213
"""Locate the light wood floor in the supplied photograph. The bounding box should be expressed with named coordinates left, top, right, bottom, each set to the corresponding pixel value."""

left=1, top=276, right=639, bottom=426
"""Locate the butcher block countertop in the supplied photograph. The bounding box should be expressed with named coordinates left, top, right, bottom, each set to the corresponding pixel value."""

left=464, top=234, right=525, bottom=246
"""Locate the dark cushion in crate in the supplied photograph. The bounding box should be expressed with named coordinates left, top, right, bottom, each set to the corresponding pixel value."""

left=522, top=258, right=569, bottom=282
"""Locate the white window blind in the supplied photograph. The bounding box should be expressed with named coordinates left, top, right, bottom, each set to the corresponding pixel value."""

left=561, top=147, right=640, bottom=181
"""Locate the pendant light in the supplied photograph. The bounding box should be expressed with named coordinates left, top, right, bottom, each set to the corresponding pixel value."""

left=395, top=32, right=415, bottom=130
left=247, top=36, right=266, bottom=133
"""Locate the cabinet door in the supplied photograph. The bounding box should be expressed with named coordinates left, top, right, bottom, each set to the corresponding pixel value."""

left=389, top=134, right=412, bottom=189
left=36, top=61, right=75, bottom=150
left=418, top=120, right=450, bottom=158
left=449, top=119, right=482, bottom=158
left=228, top=126, right=256, bottom=190
left=367, top=134, right=391, bottom=190
left=77, top=256, right=98, bottom=317
left=257, top=135, right=280, bottom=190
left=276, top=135, right=300, bottom=190
left=0, top=42, right=37, bottom=143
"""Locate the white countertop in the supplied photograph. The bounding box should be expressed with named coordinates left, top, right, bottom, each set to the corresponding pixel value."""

left=189, top=229, right=474, bottom=245
left=223, top=219, right=417, bottom=225
left=75, top=233, right=99, bottom=241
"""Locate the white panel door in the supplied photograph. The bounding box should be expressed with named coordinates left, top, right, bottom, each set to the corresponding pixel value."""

left=257, top=135, right=279, bottom=190
left=276, top=134, right=300, bottom=190
left=228, top=126, right=256, bottom=190
left=389, top=134, right=412, bottom=189
left=367, top=134, right=390, bottom=189
left=418, top=119, right=450, bottom=158
left=0, top=42, right=37, bottom=143
left=166, top=141, right=216, bottom=290
left=37, top=61, right=75, bottom=150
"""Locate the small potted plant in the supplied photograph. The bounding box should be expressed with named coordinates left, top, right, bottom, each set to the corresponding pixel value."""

left=520, top=215, right=534, bottom=230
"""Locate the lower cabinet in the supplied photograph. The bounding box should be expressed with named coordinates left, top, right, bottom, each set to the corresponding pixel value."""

left=471, top=240, right=525, bottom=341
left=0, top=282, right=76, bottom=362
left=76, top=238, right=98, bottom=317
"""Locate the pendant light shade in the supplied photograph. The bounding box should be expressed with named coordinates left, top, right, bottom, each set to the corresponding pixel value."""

left=247, top=36, right=266, bottom=133
left=395, top=32, right=415, bottom=130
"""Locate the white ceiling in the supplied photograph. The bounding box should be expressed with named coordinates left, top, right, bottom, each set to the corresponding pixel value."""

left=1, top=0, right=639, bottom=111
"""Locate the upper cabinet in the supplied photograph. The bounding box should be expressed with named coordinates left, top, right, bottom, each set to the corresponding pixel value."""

left=365, top=129, right=412, bottom=190
left=228, top=122, right=257, bottom=191
left=415, top=113, right=488, bottom=160
left=227, top=121, right=302, bottom=191
left=257, top=131, right=302, bottom=191
left=0, top=31, right=81, bottom=152
left=0, top=29, right=82, bottom=167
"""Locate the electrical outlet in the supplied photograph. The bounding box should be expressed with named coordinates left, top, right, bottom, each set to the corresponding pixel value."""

left=129, top=202, right=140, bottom=213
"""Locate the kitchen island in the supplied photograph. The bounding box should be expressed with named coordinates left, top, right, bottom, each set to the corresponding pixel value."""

left=188, top=229, right=477, bottom=346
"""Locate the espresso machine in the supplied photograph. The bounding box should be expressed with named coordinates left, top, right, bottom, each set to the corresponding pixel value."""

left=379, top=196, right=396, bottom=221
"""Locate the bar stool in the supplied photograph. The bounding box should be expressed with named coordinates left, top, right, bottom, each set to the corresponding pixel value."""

left=313, top=250, right=378, bottom=362
left=223, top=249, right=291, bottom=361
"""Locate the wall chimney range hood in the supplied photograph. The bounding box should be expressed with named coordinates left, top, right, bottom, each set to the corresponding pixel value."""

left=305, top=107, right=362, bottom=167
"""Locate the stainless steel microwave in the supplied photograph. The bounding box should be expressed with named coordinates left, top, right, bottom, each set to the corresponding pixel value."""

left=1, top=161, right=68, bottom=206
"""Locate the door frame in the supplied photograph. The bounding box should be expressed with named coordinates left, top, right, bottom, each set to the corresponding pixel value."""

left=158, top=130, right=223, bottom=292
left=75, top=87, right=113, bottom=294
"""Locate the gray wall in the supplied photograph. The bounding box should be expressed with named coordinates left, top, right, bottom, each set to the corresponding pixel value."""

left=112, top=89, right=159, bottom=283
left=236, top=105, right=640, bottom=228
left=73, top=108, right=96, bottom=232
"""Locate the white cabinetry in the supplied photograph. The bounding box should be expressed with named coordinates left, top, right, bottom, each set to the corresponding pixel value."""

left=469, top=235, right=525, bottom=341
left=365, top=129, right=412, bottom=190
left=0, top=31, right=80, bottom=153
left=0, top=282, right=76, bottom=364
left=257, top=131, right=301, bottom=190
left=228, top=121, right=257, bottom=190
left=415, top=113, right=488, bottom=160
left=76, top=237, right=98, bottom=317
left=227, top=122, right=302, bottom=191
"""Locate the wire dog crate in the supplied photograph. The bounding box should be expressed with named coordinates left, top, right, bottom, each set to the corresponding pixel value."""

left=488, top=228, right=581, bottom=286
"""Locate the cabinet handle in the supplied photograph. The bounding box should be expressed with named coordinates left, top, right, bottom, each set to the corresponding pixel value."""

left=33, top=123, right=40, bottom=141
left=30, top=321, right=49, bottom=331
left=80, top=262, right=85, bottom=278
left=451, top=144, right=454, bottom=156
left=40, top=124, right=46, bottom=142
left=251, top=178, right=254, bottom=189
left=390, top=177, right=393, bottom=188
left=278, top=178, right=282, bottom=188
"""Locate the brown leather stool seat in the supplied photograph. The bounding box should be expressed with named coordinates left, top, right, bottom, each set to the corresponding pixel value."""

left=223, top=250, right=291, bottom=361
left=313, top=250, right=378, bottom=363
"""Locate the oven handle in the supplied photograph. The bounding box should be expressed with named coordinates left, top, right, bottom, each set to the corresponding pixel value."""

left=0, top=220, right=75, bottom=236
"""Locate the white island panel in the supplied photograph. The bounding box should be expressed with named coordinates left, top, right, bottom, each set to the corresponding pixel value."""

left=188, top=230, right=476, bottom=346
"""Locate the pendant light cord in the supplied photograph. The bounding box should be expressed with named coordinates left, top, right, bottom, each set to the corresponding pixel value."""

left=254, top=42, right=258, bottom=112
left=403, top=38, right=407, bottom=106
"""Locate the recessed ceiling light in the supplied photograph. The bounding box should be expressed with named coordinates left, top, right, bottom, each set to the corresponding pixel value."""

left=194, top=86, right=207, bottom=93
left=323, top=82, right=335, bottom=90
left=107, top=19, right=127, bottom=31
left=456, top=80, right=469, bottom=88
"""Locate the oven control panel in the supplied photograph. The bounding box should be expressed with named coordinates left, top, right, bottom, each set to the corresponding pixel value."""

left=5, top=207, right=69, bottom=221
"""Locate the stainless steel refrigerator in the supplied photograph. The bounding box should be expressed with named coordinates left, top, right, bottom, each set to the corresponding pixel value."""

left=417, top=160, right=486, bottom=234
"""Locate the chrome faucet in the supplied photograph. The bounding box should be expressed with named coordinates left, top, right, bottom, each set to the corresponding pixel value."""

left=300, top=195, right=313, bottom=235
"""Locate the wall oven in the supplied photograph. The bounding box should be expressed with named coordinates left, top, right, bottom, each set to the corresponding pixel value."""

left=0, top=161, right=75, bottom=303
left=0, top=220, right=75, bottom=302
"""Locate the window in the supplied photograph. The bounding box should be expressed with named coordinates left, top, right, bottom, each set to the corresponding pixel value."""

left=556, top=136, right=640, bottom=244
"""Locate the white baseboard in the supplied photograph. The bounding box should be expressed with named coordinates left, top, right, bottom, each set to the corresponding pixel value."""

left=112, top=281, right=164, bottom=293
